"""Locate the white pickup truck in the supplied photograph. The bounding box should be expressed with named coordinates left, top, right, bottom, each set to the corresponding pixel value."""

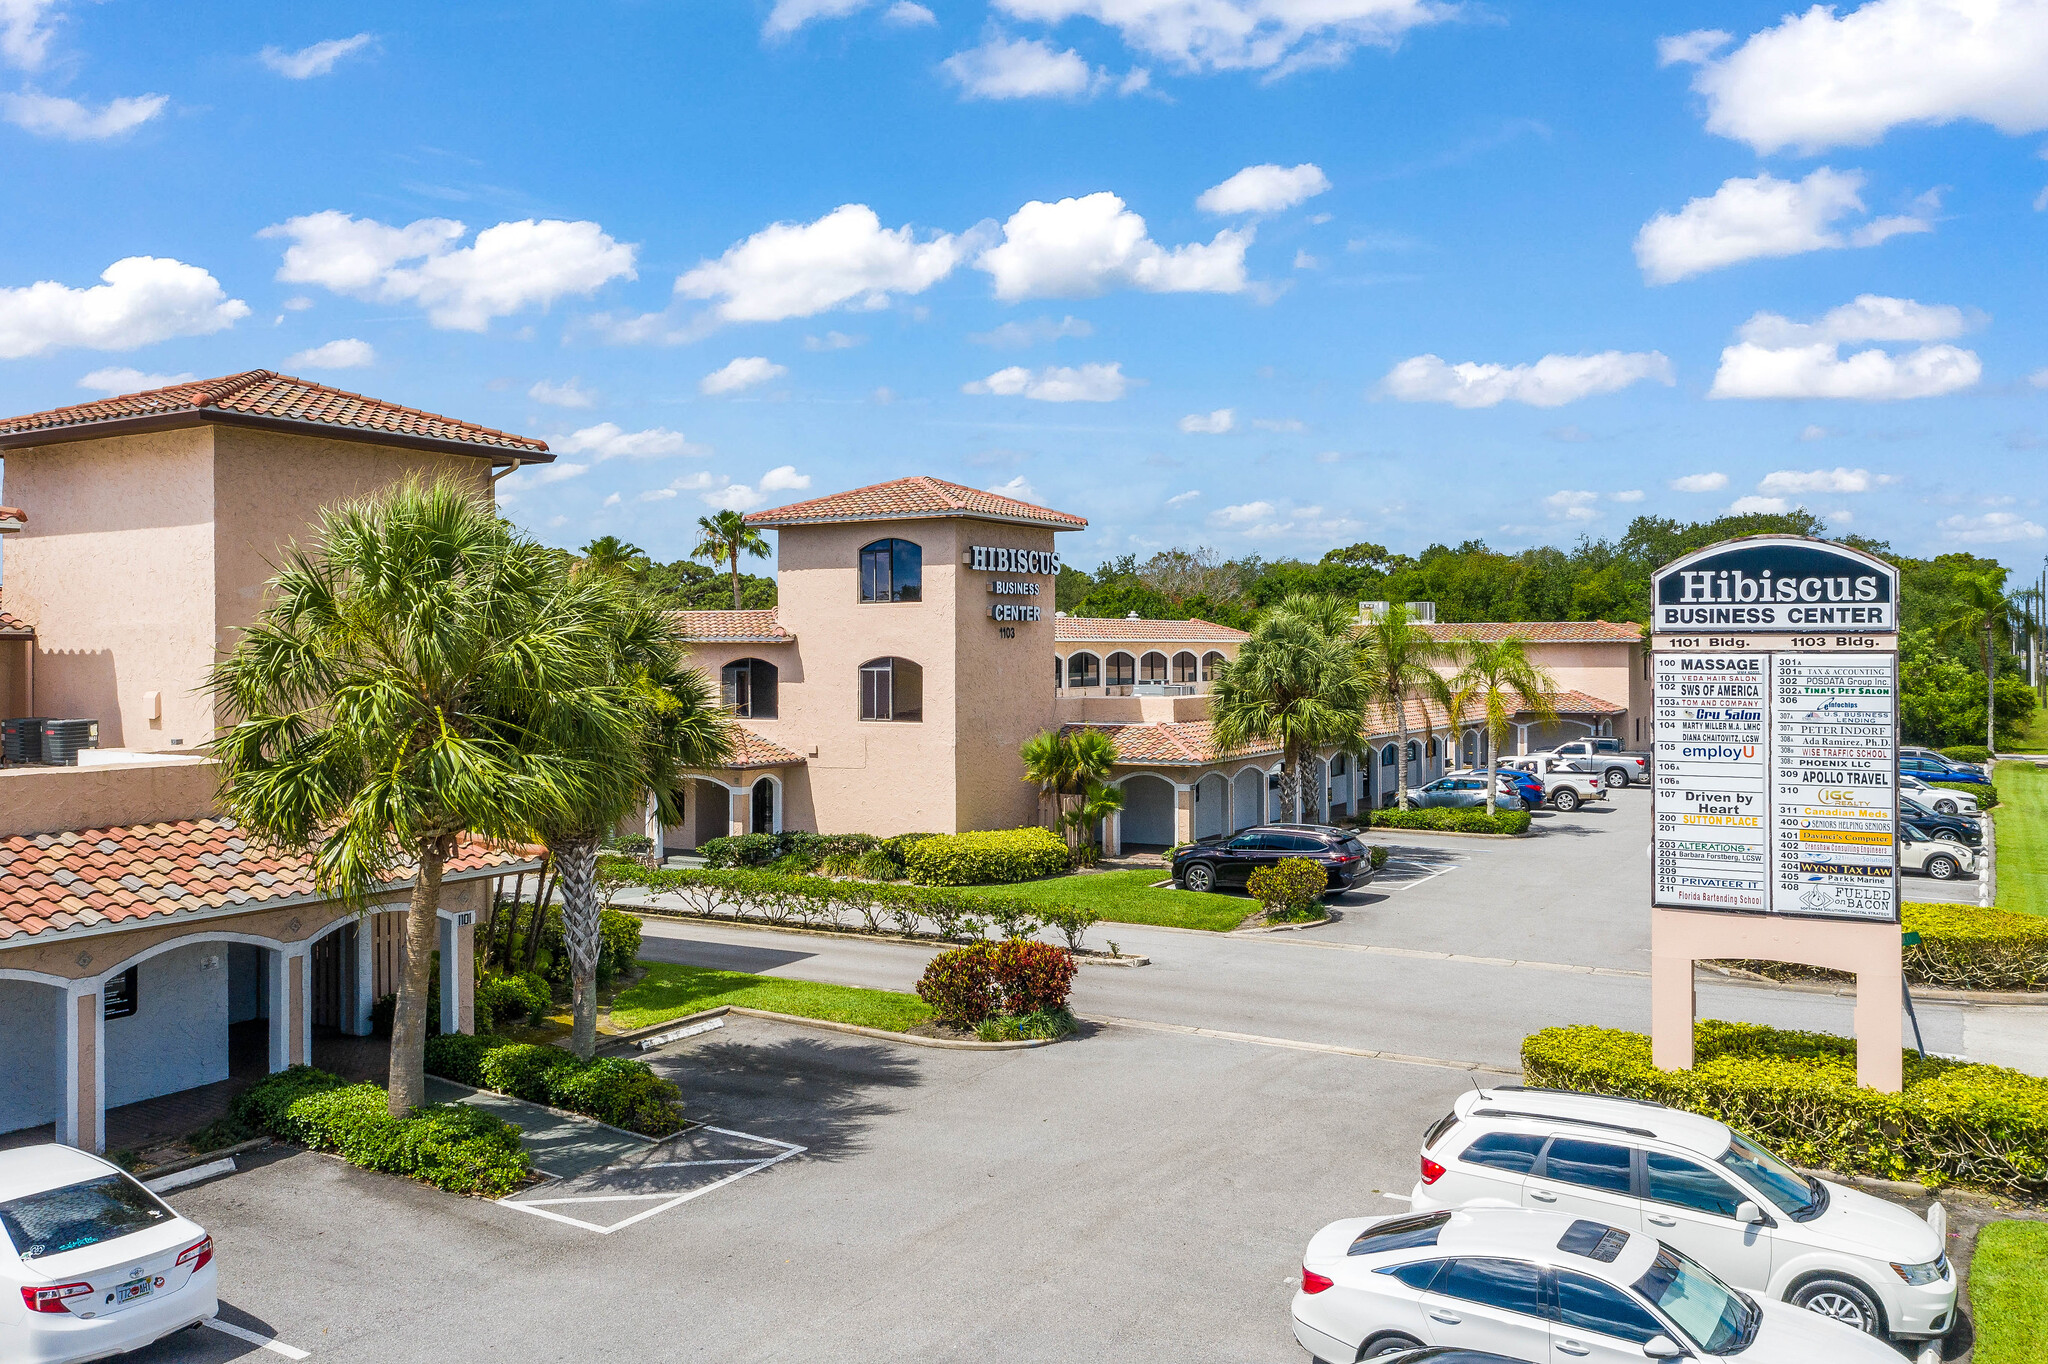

left=1502, top=756, right=1606, bottom=812
left=1528, top=737, right=1649, bottom=789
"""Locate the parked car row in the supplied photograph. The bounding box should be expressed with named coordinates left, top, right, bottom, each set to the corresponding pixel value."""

left=1293, top=1088, right=1953, bottom=1364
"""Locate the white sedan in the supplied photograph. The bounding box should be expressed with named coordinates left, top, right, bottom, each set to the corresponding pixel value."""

left=0, top=1145, right=217, bottom=1363
left=1898, top=774, right=1980, bottom=817
left=1292, top=1206, right=1900, bottom=1364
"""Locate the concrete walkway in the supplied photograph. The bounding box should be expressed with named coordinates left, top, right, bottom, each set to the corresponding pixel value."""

left=425, top=1076, right=651, bottom=1180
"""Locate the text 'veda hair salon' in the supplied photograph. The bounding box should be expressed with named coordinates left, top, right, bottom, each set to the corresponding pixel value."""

left=1653, top=538, right=1898, bottom=631
left=971, top=542, right=1060, bottom=623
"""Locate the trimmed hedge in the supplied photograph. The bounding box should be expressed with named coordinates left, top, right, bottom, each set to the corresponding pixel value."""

left=475, top=972, right=551, bottom=1032
left=229, top=1066, right=529, bottom=1196
left=606, top=864, right=1063, bottom=944
left=1522, top=1021, right=2048, bottom=1198
left=1929, top=780, right=1998, bottom=810
left=903, top=827, right=1072, bottom=885
left=1247, top=858, right=1327, bottom=915
left=916, top=940, right=1076, bottom=1028
left=697, top=831, right=926, bottom=873
left=1720, top=902, right=2048, bottom=993
left=1942, top=745, right=1993, bottom=765
left=423, top=1034, right=684, bottom=1136
left=1365, top=806, right=1533, bottom=835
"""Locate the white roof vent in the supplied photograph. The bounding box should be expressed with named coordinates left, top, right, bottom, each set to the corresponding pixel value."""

left=1127, top=611, right=1142, bottom=619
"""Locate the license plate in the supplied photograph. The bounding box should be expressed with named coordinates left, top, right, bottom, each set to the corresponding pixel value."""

left=114, top=1278, right=154, bottom=1304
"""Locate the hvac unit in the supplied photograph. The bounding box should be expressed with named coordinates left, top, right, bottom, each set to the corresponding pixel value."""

left=39, top=719, right=100, bottom=766
left=2, top=717, right=51, bottom=765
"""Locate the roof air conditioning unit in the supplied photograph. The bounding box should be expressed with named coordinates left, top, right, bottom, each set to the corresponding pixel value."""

left=40, top=719, right=100, bottom=766
left=1359, top=601, right=1389, bottom=620
left=1407, top=601, right=1438, bottom=622
left=3, top=717, right=51, bottom=765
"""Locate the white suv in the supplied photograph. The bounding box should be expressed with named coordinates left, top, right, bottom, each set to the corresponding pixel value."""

left=1408, top=1087, right=1954, bottom=1342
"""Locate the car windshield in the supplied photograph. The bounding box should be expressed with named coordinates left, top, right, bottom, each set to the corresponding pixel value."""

left=0, top=1172, right=174, bottom=1260
left=1715, top=1130, right=1821, bottom=1218
left=1633, top=1244, right=1757, bottom=1354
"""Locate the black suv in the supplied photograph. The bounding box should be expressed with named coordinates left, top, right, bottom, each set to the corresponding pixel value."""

left=1900, top=793, right=1982, bottom=846
left=1171, top=824, right=1373, bottom=893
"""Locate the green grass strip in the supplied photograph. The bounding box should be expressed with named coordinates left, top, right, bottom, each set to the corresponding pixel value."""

left=1970, top=1220, right=2048, bottom=1364
left=952, top=868, right=1253, bottom=932
left=612, top=963, right=931, bottom=1033
left=1994, top=762, right=2048, bottom=919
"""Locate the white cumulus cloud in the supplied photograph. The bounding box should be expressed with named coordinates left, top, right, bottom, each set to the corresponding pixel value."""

left=804, top=330, right=864, bottom=350
left=1545, top=490, right=1601, bottom=521
left=286, top=338, right=375, bottom=369
left=885, top=1, right=938, bottom=22
left=990, top=0, right=1455, bottom=75
left=963, top=361, right=1128, bottom=401
left=263, top=211, right=636, bottom=331
left=701, top=356, right=788, bottom=395
left=1197, top=163, right=1331, bottom=214
left=77, top=366, right=194, bottom=394
left=1179, top=407, right=1234, bottom=433
left=1, top=0, right=65, bottom=69
left=763, top=0, right=871, bottom=36
left=1671, top=472, right=1729, bottom=492
left=969, top=314, right=1093, bottom=347
left=988, top=474, right=1041, bottom=502
left=1166, top=489, right=1202, bottom=507
left=528, top=377, right=595, bottom=408
left=1211, top=499, right=1277, bottom=526
left=1635, top=168, right=1934, bottom=284
left=759, top=465, right=812, bottom=492
left=676, top=204, right=967, bottom=323
left=258, top=33, right=374, bottom=78
left=1940, top=510, right=2048, bottom=543
left=942, top=36, right=1107, bottom=99
left=1730, top=495, right=1792, bottom=514
left=1381, top=350, right=1674, bottom=408
left=1664, top=0, right=2048, bottom=154
left=1710, top=294, right=1982, bottom=400
left=976, top=192, right=1250, bottom=299
left=0, top=256, right=248, bottom=358
left=557, top=423, right=710, bottom=460
left=1756, top=467, right=1888, bottom=494
left=1, top=91, right=166, bottom=140
left=1611, top=489, right=1645, bottom=502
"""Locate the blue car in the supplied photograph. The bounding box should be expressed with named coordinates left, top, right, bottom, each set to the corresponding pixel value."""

left=1899, top=754, right=1988, bottom=784
left=1485, top=766, right=1545, bottom=807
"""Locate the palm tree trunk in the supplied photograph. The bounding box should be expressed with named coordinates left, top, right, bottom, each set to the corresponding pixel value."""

left=1395, top=703, right=1413, bottom=810
left=389, top=833, right=448, bottom=1117
left=729, top=547, right=742, bottom=610
left=557, top=833, right=603, bottom=1061
left=1483, top=729, right=1497, bottom=816
left=1279, top=752, right=1299, bottom=823
left=522, top=857, right=556, bottom=974
left=1986, top=624, right=1997, bottom=755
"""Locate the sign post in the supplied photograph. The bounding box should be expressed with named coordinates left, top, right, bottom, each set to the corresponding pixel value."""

left=1648, top=535, right=1906, bottom=1091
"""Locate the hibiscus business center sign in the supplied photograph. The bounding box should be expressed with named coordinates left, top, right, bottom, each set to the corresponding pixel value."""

left=1650, top=537, right=1900, bottom=923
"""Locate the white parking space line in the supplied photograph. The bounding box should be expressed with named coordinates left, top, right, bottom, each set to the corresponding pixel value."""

left=1372, top=860, right=1461, bottom=892
left=1253, top=935, right=1650, bottom=978
left=1083, top=1013, right=1517, bottom=1075
left=496, top=1127, right=806, bottom=1235
left=203, top=1318, right=311, bottom=1360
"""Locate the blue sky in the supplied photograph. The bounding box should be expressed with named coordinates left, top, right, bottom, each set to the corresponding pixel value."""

left=2, top=0, right=2046, bottom=574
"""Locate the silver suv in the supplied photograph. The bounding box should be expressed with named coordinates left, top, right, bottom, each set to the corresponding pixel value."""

left=1409, top=1087, right=1954, bottom=1342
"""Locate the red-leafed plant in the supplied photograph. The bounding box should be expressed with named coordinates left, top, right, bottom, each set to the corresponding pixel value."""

left=917, top=940, right=1077, bottom=1027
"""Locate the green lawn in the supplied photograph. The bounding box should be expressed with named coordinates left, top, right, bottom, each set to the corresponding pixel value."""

left=1970, top=1220, right=2048, bottom=1364
left=954, top=868, right=1255, bottom=933
left=1994, top=762, right=2048, bottom=919
left=611, top=963, right=931, bottom=1032
left=2006, top=706, right=2048, bottom=754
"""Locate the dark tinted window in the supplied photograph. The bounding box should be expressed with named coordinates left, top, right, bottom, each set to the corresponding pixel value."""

left=1423, top=1110, right=1460, bottom=1151
left=0, top=1173, right=172, bottom=1260
left=1556, top=1270, right=1664, bottom=1343
left=1349, top=1211, right=1450, bottom=1257
left=1338, top=838, right=1367, bottom=858
left=1283, top=834, right=1326, bottom=852
left=1431, top=1258, right=1547, bottom=1318
left=1558, top=1219, right=1630, bottom=1262
left=1381, top=1259, right=1447, bottom=1290
left=1646, top=1152, right=1745, bottom=1218
left=859, top=538, right=922, bottom=603
left=1461, top=1132, right=1546, bottom=1175
left=1543, top=1139, right=1632, bottom=1194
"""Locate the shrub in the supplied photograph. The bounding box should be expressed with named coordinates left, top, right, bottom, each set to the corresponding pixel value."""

left=990, top=939, right=1076, bottom=1014
left=1042, top=903, right=1100, bottom=953
left=1247, top=858, right=1327, bottom=917
left=976, top=1007, right=1076, bottom=1041
left=474, top=972, right=551, bottom=1033
left=1368, top=806, right=1532, bottom=835
left=1068, top=842, right=1101, bottom=869
left=230, top=1064, right=347, bottom=1132
left=546, top=1057, right=685, bottom=1136
left=423, top=1032, right=496, bottom=1087
left=854, top=848, right=901, bottom=881
left=978, top=895, right=1042, bottom=940
left=1904, top=902, right=2048, bottom=992
left=601, top=833, right=655, bottom=856
left=1929, top=780, right=1998, bottom=810
left=820, top=852, right=864, bottom=877
left=478, top=1042, right=570, bottom=1103
left=539, top=907, right=643, bottom=988
left=905, top=827, right=1071, bottom=885
left=916, top=945, right=999, bottom=1027
left=1367, top=845, right=1390, bottom=870
left=768, top=850, right=821, bottom=875
left=1521, top=1020, right=2048, bottom=1198
left=1941, top=745, right=1992, bottom=765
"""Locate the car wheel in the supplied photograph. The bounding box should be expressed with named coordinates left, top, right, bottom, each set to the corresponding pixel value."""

left=1790, top=1277, right=1884, bottom=1335
left=1552, top=788, right=1580, bottom=812
left=1934, top=799, right=1958, bottom=814
left=1361, top=1334, right=1426, bottom=1358
left=1183, top=862, right=1216, bottom=893
left=1935, top=829, right=1965, bottom=843
left=1927, top=855, right=1959, bottom=880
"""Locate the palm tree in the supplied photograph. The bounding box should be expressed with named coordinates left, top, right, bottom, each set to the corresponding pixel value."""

left=1449, top=636, right=1560, bottom=815
left=1937, top=572, right=2037, bottom=753
left=1020, top=728, right=1120, bottom=850
left=1353, top=602, right=1456, bottom=810
left=579, top=535, right=650, bottom=582
left=691, top=510, right=771, bottom=610
left=209, top=479, right=614, bottom=1116
left=513, top=576, right=733, bottom=1059
left=1211, top=594, right=1367, bottom=823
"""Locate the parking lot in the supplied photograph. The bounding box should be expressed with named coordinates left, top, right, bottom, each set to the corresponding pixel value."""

left=114, top=786, right=2032, bottom=1363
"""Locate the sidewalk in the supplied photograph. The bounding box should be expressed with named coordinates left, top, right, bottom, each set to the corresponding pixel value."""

left=425, top=1076, right=652, bottom=1179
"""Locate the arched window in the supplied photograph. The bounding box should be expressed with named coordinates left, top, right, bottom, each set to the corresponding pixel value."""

left=1381, top=743, right=1398, bottom=768
left=720, top=658, right=778, bottom=719
left=1332, top=754, right=1348, bottom=776
left=1406, top=741, right=1420, bottom=762
left=1067, top=652, right=1100, bottom=689
left=1105, top=652, right=1136, bottom=688
left=859, top=539, right=922, bottom=603
left=1172, top=651, right=1198, bottom=683
left=1201, top=650, right=1226, bottom=681
left=1054, top=656, right=1064, bottom=689
left=1139, top=651, right=1168, bottom=683
left=859, top=657, right=923, bottom=721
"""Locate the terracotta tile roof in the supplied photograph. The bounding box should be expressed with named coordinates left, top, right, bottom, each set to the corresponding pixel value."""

left=673, top=609, right=792, bottom=643
left=724, top=729, right=807, bottom=769
left=1419, top=620, right=1642, bottom=644
left=0, top=818, right=538, bottom=944
left=1054, top=617, right=1248, bottom=643
left=0, top=371, right=550, bottom=459
left=1543, top=688, right=1627, bottom=716
left=747, top=475, right=1086, bottom=530
left=0, top=506, right=24, bottom=526
left=0, top=592, right=28, bottom=637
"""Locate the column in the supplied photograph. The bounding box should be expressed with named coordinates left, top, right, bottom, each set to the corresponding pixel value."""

left=59, top=983, right=103, bottom=1152
left=266, top=949, right=291, bottom=1073
left=1648, top=917, right=1697, bottom=1073
left=1853, top=973, right=1905, bottom=1092
left=1174, top=785, right=1195, bottom=846
left=350, top=917, right=376, bottom=1036
left=438, top=915, right=460, bottom=1037
left=1103, top=807, right=1122, bottom=858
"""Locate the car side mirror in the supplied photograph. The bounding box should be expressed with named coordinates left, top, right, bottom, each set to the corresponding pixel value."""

left=1641, top=1336, right=1687, bottom=1360
left=1736, top=1200, right=1765, bottom=1225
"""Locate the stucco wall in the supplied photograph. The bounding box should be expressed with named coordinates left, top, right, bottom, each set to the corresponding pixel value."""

left=104, top=940, right=228, bottom=1108
left=0, top=756, right=218, bottom=837
left=0, top=978, right=62, bottom=1133
left=950, top=521, right=1063, bottom=832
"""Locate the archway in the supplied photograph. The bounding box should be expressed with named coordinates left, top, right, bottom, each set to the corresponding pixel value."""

left=1195, top=773, right=1227, bottom=839
left=1119, top=774, right=1176, bottom=849
left=1231, top=767, right=1263, bottom=831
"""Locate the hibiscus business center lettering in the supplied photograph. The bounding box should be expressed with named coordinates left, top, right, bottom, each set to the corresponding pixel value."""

left=970, top=544, right=1057, bottom=625
left=1654, top=541, right=1897, bottom=632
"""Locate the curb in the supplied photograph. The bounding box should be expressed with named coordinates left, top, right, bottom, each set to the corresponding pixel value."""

left=132, top=1136, right=272, bottom=1181
left=1351, top=827, right=1530, bottom=841
left=601, top=1003, right=1063, bottom=1052
left=1234, top=913, right=1337, bottom=935
left=1697, top=961, right=2048, bottom=1007
left=620, top=901, right=1147, bottom=965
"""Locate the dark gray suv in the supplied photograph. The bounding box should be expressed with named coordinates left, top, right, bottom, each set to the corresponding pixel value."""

left=1171, top=823, right=1372, bottom=893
